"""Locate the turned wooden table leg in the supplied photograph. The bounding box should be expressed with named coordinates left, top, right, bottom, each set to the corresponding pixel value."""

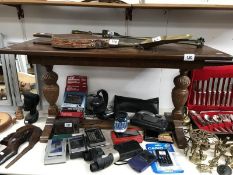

left=172, top=69, right=191, bottom=120
left=40, top=65, right=59, bottom=143
left=171, top=69, right=190, bottom=149
left=42, top=65, right=59, bottom=115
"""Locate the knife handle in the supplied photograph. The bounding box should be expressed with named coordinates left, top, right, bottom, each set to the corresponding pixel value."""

left=203, top=92, right=206, bottom=105
left=207, top=91, right=211, bottom=106
left=217, top=92, right=221, bottom=106
left=226, top=92, right=231, bottom=106
left=193, top=91, right=197, bottom=105
left=198, top=92, right=202, bottom=105
left=221, top=92, right=227, bottom=106
left=212, top=92, right=216, bottom=106
left=196, top=115, right=206, bottom=126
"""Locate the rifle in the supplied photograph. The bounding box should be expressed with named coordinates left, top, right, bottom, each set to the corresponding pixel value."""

left=33, top=32, right=204, bottom=49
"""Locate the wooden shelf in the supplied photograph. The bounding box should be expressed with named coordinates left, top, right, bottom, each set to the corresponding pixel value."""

left=133, top=3, right=233, bottom=10
left=0, top=0, right=130, bottom=8
left=1, top=0, right=233, bottom=10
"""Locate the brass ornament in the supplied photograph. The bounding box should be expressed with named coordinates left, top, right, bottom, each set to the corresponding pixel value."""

left=196, top=164, right=212, bottom=173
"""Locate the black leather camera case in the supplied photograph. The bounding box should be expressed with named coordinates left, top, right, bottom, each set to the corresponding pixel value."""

left=114, top=140, right=143, bottom=161
left=130, top=112, right=168, bottom=132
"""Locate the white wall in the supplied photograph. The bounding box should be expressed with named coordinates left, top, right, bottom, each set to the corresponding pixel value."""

left=0, top=2, right=233, bottom=112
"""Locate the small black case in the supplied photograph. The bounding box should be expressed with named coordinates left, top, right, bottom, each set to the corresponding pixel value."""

left=128, top=150, right=156, bottom=172
left=130, top=112, right=168, bottom=132
left=53, top=117, right=80, bottom=135
left=114, top=95, right=159, bottom=114
left=114, top=140, right=143, bottom=161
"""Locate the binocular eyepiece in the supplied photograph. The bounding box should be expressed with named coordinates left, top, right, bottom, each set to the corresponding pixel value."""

left=90, top=153, right=114, bottom=172
left=83, top=148, right=104, bottom=161
left=83, top=147, right=120, bottom=172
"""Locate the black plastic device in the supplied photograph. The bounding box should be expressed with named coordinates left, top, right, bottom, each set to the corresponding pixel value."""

left=68, top=134, right=87, bottom=159
left=155, top=149, right=173, bottom=166
left=85, top=128, right=106, bottom=147
left=87, top=89, right=110, bottom=119
left=130, top=111, right=168, bottom=132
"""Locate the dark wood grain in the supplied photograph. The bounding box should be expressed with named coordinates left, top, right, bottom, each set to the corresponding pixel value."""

left=1, top=39, right=232, bottom=69
left=1, top=39, right=232, bottom=145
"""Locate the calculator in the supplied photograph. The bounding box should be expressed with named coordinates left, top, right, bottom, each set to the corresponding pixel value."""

left=85, top=128, right=106, bottom=147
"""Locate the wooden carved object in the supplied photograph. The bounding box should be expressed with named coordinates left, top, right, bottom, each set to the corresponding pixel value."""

left=172, top=69, right=190, bottom=120
left=42, top=65, right=59, bottom=115
left=15, top=106, right=24, bottom=120
left=0, top=112, right=16, bottom=132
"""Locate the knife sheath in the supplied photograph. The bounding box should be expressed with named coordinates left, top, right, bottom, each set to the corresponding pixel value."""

left=33, top=34, right=110, bottom=49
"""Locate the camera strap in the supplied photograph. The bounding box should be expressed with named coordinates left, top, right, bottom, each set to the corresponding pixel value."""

left=114, top=160, right=128, bottom=165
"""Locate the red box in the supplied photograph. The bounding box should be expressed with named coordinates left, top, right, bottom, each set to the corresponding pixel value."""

left=59, top=111, right=84, bottom=119
left=187, top=65, right=233, bottom=135
left=111, top=129, right=143, bottom=145
left=66, top=75, right=88, bottom=93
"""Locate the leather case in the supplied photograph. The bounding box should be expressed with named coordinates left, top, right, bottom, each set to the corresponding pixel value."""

left=114, top=95, right=159, bottom=114
left=187, top=65, right=233, bottom=137
left=114, top=140, right=143, bottom=161
left=130, top=112, right=168, bottom=132
left=53, top=117, right=80, bottom=135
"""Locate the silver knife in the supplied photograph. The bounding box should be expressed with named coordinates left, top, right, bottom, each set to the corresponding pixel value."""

left=221, top=78, right=229, bottom=106
left=212, top=78, right=219, bottom=106
left=216, top=78, right=224, bottom=106
left=202, top=80, right=208, bottom=105
left=207, top=78, right=213, bottom=106
left=192, top=81, right=197, bottom=105
left=226, top=78, right=233, bottom=106
left=197, top=80, right=202, bottom=105
left=219, top=127, right=228, bottom=133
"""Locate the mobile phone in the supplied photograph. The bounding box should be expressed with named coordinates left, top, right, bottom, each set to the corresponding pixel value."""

left=128, top=150, right=156, bottom=172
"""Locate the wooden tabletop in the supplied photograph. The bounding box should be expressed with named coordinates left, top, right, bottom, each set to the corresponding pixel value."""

left=0, top=39, right=232, bottom=69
